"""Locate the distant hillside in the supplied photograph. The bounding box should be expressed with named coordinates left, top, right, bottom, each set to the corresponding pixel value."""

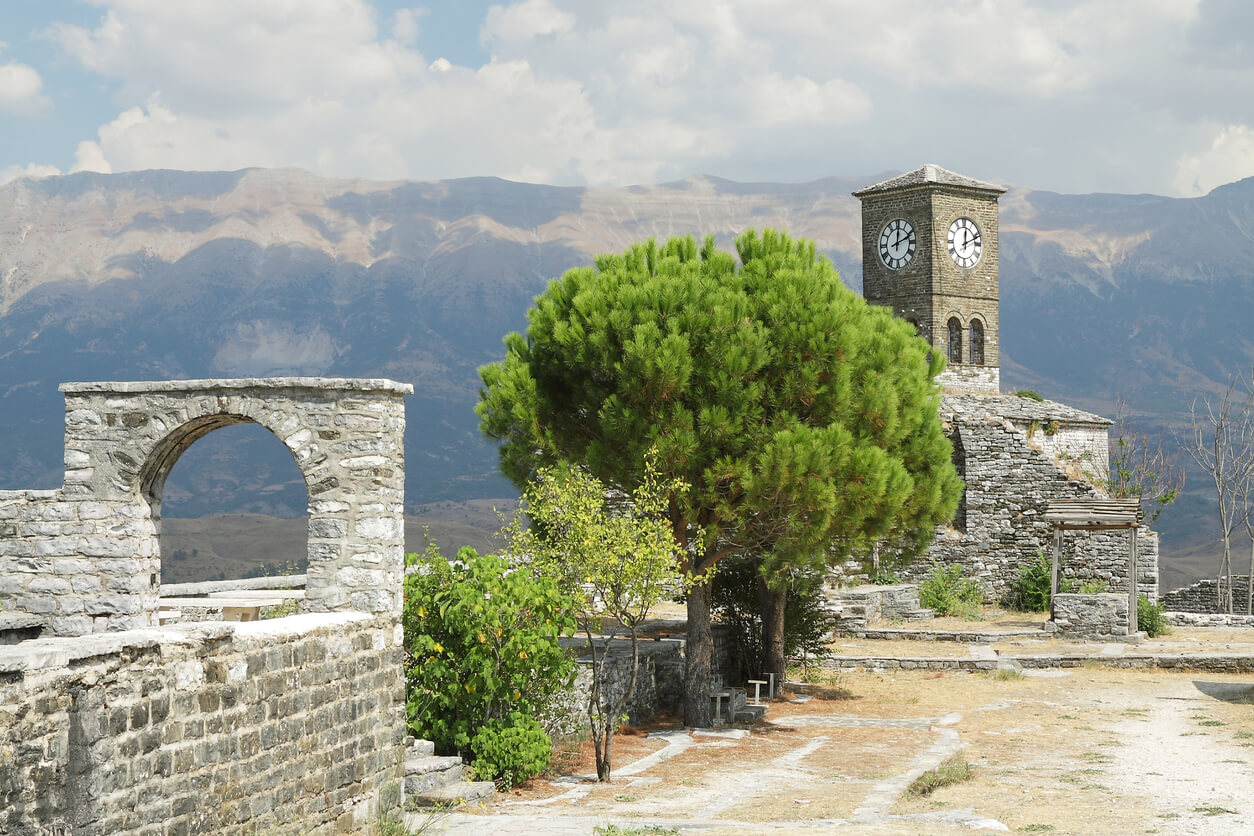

left=5, top=167, right=1254, bottom=584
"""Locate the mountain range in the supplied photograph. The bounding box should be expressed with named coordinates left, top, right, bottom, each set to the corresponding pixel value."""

left=3, top=166, right=1252, bottom=588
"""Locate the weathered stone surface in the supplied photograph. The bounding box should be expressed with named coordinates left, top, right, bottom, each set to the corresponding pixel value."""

left=0, top=615, right=405, bottom=835
left=0, top=378, right=411, bottom=635
left=1050, top=592, right=1135, bottom=640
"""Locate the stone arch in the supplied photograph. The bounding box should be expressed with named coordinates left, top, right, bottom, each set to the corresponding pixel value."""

left=37, top=378, right=412, bottom=633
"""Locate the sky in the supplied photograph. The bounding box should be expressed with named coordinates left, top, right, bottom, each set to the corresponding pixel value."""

left=2, top=0, right=1254, bottom=197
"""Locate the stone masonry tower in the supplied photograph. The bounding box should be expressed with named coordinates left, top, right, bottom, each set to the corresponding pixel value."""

left=853, top=164, right=1005, bottom=395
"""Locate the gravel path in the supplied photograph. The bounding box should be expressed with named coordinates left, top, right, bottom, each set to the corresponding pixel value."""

left=1106, top=679, right=1254, bottom=834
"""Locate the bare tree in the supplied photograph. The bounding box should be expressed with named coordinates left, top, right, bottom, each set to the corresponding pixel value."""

left=1105, top=397, right=1185, bottom=523
left=1181, top=374, right=1254, bottom=614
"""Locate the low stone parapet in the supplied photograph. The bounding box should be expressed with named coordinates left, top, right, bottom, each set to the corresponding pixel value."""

left=1048, top=592, right=1139, bottom=641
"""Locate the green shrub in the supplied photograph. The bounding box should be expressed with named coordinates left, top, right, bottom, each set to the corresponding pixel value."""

left=1003, top=552, right=1054, bottom=612
left=1003, top=553, right=1112, bottom=612
left=868, top=569, right=901, bottom=585
left=1137, top=594, right=1170, bottom=637
left=906, top=754, right=975, bottom=797
left=403, top=544, right=577, bottom=757
left=1013, top=389, right=1045, bottom=402
left=470, top=712, right=552, bottom=790
left=920, top=562, right=983, bottom=619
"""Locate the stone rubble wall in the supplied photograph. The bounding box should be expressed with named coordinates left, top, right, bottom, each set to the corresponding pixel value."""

left=824, top=584, right=930, bottom=632
left=1008, top=420, right=1110, bottom=486
left=900, top=413, right=1158, bottom=602
left=1048, top=592, right=1133, bottom=640
left=0, top=612, right=405, bottom=836
left=0, top=378, right=411, bottom=636
left=1160, top=576, right=1253, bottom=614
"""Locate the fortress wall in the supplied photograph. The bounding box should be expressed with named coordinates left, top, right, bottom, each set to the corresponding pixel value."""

left=902, top=414, right=1158, bottom=601
left=0, top=613, right=404, bottom=836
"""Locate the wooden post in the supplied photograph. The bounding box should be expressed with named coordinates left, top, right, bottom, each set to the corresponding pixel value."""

left=1050, top=525, right=1062, bottom=600
left=1128, top=525, right=1139, bottom=635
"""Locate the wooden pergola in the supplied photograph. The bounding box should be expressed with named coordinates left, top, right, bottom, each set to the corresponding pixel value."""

left=1043, top=498, right=1143, bottom=634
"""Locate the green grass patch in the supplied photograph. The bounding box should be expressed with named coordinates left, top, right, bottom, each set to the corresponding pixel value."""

left=906, top=755, right=975, bottom=798
left=1018, top=826, right=1056, bottom=833
left=594, top=827, right=678, bottom=836
left=1193, top=806, right=1236, bottom=816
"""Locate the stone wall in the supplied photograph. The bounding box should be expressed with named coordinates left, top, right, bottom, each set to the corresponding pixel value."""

left=1048, top=592, right=1133, bottom=640
left=936, top=365, right=999, bottom=396
left=902, top=409, right=1158, bottom=602
left=1161, top=577, right=1252, bottom=614
left=0, top=378, right=411, bottom=636
left=0, top=613, right=405, bottom=836
left=572, top=640, right=685, bottom=727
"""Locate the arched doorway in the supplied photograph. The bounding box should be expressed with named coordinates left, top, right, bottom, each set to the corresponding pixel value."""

left=1, top=377, right=412, bottom=634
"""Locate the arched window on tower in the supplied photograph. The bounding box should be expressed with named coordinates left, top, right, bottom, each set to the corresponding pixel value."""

left=947, top=317, right=963, bottom=365
left=969, top=319, right=985, bottom=366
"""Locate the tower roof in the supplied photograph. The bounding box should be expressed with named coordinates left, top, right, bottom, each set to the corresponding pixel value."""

left=852, top=164, right=1006, bottom=198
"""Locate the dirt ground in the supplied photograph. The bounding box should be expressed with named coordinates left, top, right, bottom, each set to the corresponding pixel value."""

left=449, top=666, right=1254, bottom=835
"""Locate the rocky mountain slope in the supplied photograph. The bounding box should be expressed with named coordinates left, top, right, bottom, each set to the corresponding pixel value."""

left=2, top=167, right=1250, bottom=582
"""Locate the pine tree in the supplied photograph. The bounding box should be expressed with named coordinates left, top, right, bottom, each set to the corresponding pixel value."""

left=478, top=230, right=961, bottom=725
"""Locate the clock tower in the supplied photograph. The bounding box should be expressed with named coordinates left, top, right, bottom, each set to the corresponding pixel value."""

left=853, top=164, right=1005, bottom=395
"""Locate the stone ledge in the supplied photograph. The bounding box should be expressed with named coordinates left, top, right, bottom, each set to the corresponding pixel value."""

left=160, top=575, right=307, bottom=597
left=819, top=653, right=1254, bottom=673
left=0, top=613, right=381, bottom=673
left=60, top=376, right=414, bottom=395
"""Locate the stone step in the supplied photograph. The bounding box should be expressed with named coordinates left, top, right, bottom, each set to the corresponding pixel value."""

left=898, top=608, right=935, bottom=621
left=408, top=779, right=495, bottom=809
left=406, top=738, right=435, bottom=758
left=734, top=703, right=768, bottom=723
left=404, top=755, right=466, bottom=795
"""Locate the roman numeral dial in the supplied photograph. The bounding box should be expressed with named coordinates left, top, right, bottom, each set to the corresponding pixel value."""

left=947, top=217, right=983, bottom=268
left=877, top=219, right=916, bottom=270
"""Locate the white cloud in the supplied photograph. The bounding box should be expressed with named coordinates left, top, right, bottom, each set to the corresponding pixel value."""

left=482, top=0, right=575, bottom=46
left=70, top=140, right=113, bottom=175
left=391, top=8, right=425, bottom=46
left=1173, top=124, right=1254, bottom=196
left=0, top=60, right=50, bottom=113
left=0, top=162, right=62, bottom=185
left=20, top=0, right=1254, bottom=194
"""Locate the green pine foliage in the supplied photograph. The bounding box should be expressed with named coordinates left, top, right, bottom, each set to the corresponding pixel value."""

left=469, top=712, right=553, bottom=790
left=402, top=545, right=577, bottom=757
left=919, top=562, right=983, bottom=620
left=477, top=230, right=962, bottom=724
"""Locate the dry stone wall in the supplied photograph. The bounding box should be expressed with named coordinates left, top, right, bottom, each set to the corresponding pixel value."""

left=902, top=409, right=1158, bottom=602
left=0, top=613, right=404, bottom=836
left=0, top=378, right=411, bottom=636
left=1161, top=576, right=1251, bottom=614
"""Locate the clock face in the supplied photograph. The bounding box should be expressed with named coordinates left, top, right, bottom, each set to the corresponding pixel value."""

left=947, top=217, right=983, bottom=268
left=877, top=219, right=916, bottom=270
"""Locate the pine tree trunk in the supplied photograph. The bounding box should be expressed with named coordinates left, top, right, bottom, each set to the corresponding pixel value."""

left=757, top=575, right=787, bottom=686
left=684, top=579, right=714, bottom=728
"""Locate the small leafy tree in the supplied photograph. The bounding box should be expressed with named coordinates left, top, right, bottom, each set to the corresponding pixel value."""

left=402, top=545, right=577, bottom=757
left=1105, top=398, right=1184, bottom=523
left=510, top=457, right=687, bottom=781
